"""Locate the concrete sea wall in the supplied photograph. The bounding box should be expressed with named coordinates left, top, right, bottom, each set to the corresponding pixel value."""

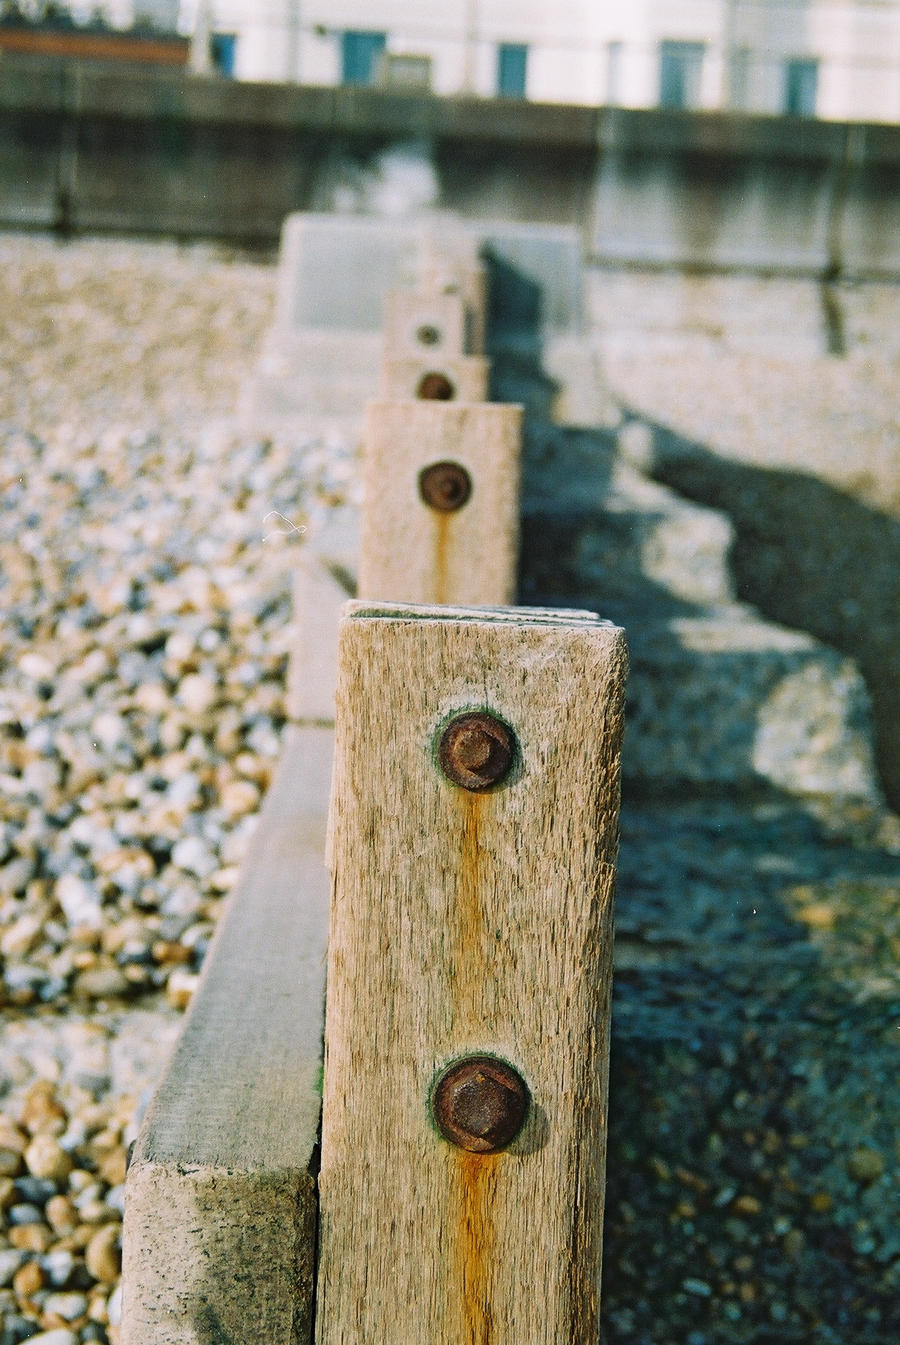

left=1, top=53, right=898, bottom=278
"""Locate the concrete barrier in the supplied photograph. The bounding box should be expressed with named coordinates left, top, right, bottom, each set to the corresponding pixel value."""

left=2, top=55, right=897, bottom=279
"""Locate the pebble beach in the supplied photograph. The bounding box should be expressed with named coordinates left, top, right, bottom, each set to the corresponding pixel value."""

left=0, top=234, right=355, bottom=1344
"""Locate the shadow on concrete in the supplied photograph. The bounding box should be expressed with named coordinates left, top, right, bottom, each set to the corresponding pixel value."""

left=486, top=299, right=876, bottom=804
left=629, top=419, right=900, bottom=812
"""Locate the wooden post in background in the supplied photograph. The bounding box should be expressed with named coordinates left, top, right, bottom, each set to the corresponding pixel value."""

left=359, top=401, right=522, bottom=605
left=417, top=220, right=487, bottom=354
left=317, top=601, right=627, bottom=1345
left=379, top=353, right=490, bottom=403
left=383, top=290, right=468, bottom=359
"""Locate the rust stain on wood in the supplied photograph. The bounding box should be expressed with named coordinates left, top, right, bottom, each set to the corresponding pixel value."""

left=450, top=794, right=498, bottom=1341
left=432, top=513, right=449, bottom=605
left=454, top=1152, right=497, bottom=1345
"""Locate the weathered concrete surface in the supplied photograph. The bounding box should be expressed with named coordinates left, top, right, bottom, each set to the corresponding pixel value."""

left=586, top=268, right=900, bottom=811
left=2, top=54, right=898, bottom=277
left=268, top=213, right=584, bottom=340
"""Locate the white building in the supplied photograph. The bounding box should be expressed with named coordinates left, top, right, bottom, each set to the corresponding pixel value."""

left=49, top=1, right=900, bottom=122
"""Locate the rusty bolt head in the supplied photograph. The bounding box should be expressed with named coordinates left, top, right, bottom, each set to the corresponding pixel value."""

left=416, top=323, right=442, bottom=347
left=432, top=1056, right=529, bottom=1153
left=437, top=711, right=513, bottom=791
left=418, top=461, right=472, bottom=513
left=417, top=371, right=456, bottom=401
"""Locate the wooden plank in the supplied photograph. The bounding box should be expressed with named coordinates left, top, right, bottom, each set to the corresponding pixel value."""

left=379, top=354, right=490, bottom=402
left=383, top=289, right=467, bottom=359
left=122, top=723, right=332, bottom=1345
left=316, top=601, right=627, bottom=1345
left=359, top=400, right=523, bottom=605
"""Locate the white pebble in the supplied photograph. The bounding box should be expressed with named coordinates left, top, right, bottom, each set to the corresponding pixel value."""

left=42, top=1292, right=89, bottom=1321
left=108, top=1282, right=123, bottom=1325
left=170, top=836, right=217, bottom=878
left=178, top=673, right=218, bottom=715
left=55, top=874, right=103, bottom=929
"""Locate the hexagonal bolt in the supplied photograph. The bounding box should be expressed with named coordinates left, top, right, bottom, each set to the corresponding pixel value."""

left=416, top=324, right=442, bottom=347
left=416, top=371, right=456, bottom=400
left=431, top=1056, right=530, bottom=1153
left=418, top=460, right=472, bottom=513
left=437, top=711, right=514, bottom=791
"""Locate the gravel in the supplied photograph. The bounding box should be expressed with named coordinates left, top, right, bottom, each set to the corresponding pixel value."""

left=0, top=236, right=359, bottom=1019
left=0, top=233, right=358, bottom=1344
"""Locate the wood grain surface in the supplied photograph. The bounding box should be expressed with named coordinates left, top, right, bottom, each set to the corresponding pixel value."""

left=379, top=354, right=490, bottom=403
left=359, top=400, right=522, bottom=606
left=383, top=290, right=468, bottom=359
left=316, top=602, right=627, bottom=1345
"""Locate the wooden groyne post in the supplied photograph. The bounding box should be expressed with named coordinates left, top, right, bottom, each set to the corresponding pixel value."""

left=317, top=601, right=626, bottom=1343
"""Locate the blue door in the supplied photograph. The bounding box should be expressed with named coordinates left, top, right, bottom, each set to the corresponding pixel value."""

left=784, top=60, right=818, bottom=117
left=342, top=31, right=388, bottom=87
left=497, top=44, right=528, bottom=98
left=659, top=41, right=705, bottom=110
left=210, top=33, right=237, bottom=77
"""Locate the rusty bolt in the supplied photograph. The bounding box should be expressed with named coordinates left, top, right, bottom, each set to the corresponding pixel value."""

left=416, top=323, right=442, bottom=346
left=418, top=460, right=472, bottom=513
left=432, top=1056, right=529, bottom=1153
left=417, top=371, right=455, bottom=401
left=437, top=711, right=513, bottom=791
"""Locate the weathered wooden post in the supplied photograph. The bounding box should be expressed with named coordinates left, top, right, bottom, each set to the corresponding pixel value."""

left=122, top=226, right=603, bottom=1344
left=416, top=216, right=487, bottom=354
left=359, top=401, right=523, bottom=605
left=378, top=238, right=490, bottom=403
left=317, top=600, right=627, bottom=1344
left=384, top=288, right=468, bottom=360
left=379, top=353, right=490, bottom=403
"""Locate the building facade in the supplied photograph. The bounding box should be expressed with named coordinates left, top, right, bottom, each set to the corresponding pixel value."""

left=41, top=0, right=900, bottom=121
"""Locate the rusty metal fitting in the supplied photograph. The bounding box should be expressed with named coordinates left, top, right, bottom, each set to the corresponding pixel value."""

left=416, top=323, right=442, bottom=347
left=418, top=461, right=472, bottom=513
left=432, top=1056, right=529, bottom=1153
left=437, top=711, right=513, bottom=791
left=417, top=371, right=455, bottom=401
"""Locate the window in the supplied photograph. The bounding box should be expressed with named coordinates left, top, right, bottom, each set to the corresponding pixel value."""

left=497, top=43, right=528, bottom=98
left=606, top=41, right=623, bottom=106
left=659, top=40, right=705, bottom=110
left=380, top=53, right=431, bottom=91
left=341, top=31, right=387, bottom=87
left=784, top=59, right=818, bottom=117
left=209, top=33, right=236, bottom=77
